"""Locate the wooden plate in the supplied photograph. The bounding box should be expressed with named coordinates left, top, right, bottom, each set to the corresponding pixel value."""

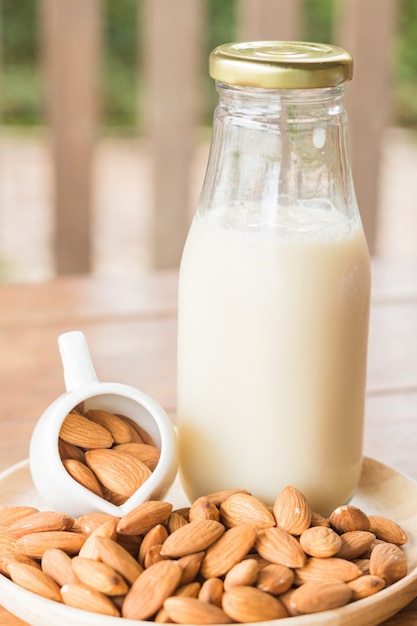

left=0, top=457, right=416, bottom=626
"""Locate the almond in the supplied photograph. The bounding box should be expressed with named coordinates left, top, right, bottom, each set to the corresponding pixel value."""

left=8, top=561, right=61, bottom=603
left=8, top=510, right=74, bottom=537
left=155, top=582, right=202, bottom=623
left=255, top=526, right=306, bottom=568
left=71, top=555, right=129, bottom=596
left=0, top=506, right=39, bottom=528
left=117, top=415, right=156, bottom=446
left=58, top=438, right=86, bottom=462
left=178, top=552, right=205, bottom=586
left=85, top=409, right=133, bottom=444
left=164, top=596, right=232, bottom=624
left=95, top=536, right=143, bottom=584
left=200, top=524, right=257, bottom=578
left=161, top=520, right=225, bottom=558
left=353, top=557, right=371, bottom=575
left=310, top=511, right=330, bottom=527
left=167, top=512, right=189, bottom=533
left=224, top=558, right=259, bottom=590
left=256, top=563, right=294, bottom=595
left=348, top=574, right=386, bottom=600
left=59, top=412, right=114, bottom=449
left=85, top=449, right=152, bottom=499
left=138, top=523, right=169, bottom=565
left=335, top=530, right=376, bottom=560
left=369, top=542, right=408, bottom=585
left=294, top=556, right=362, bottom=584
left=220, top=493, right=275, bottom=529
left=143, top=544, right=167, bottom=568
left=62, top=458, right=104, bottom=497
left=203, top=489, right=251, bottom=506
left=122, top=559, right=183, bottom=620
left=41, top=547, right=80, bottom=586
left=369, top=515, right=408, bottom=545
left=175, top=581, right=202, bottom=598
left=113, top=442, right=161, bottom=471
left=288, top=580, right=352, bottom=613
left=189, top=497, right=220, bottom=523
left=117, top=500, right=173, bottom=536
left=329, top=505, right=371, bottom=533
left=0, top=551, right=41, bottom=577
left=76, top=512, right=118, bottom=535
left=61, top=582, right=120, bottom=616
left=299, top=526, right=342, bottom=557
left=273, top=485, right=311, bottom=535
left=198, top=577, right=224, bottom=606
left=222, top=585, right=289, bottom=622
left=0, top=528, right=18, bottom=552
left=79, top=518, right=118, bottom=559
left=15, top=530, right=86, bottom=559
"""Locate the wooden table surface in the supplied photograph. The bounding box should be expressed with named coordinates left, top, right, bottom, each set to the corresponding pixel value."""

left=0, top=260, right=416, bottom=625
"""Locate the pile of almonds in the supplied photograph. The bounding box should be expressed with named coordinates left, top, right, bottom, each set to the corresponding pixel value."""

left=58, top=404, right=160, bottom=505
left=0, top=485, right=409, bottom=622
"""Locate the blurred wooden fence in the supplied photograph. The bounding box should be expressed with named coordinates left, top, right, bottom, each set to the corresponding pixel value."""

left=16, top=0, right=401, bottom=273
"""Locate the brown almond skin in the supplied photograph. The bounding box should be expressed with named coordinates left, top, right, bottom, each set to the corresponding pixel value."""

left=220, top=493, right=276, bottom=529
left=222, top=585, right=289, bottom=622
left=8, top=561, right=62, bottom=603
left=0, top=506, right=39, bottom=528
left=200, top=525, right=257, bottom=579
left=59, top=412, right=114, bottom=449
left=273, top=485, right=312, bottom=535
left=164, top=596, right=232, bottom=624
left=79, top=518, right=119, bottom=559
left=8, top=510, right=74, bottom=538
left=370, top=542, right=408, bottom=585
left=255, top=526, right=306, bottom=568
left=0, top=550, right=41, bottom=577
left=122, top=559, right=183, bottom=620
left=61, top=582, right=120, bottom=616
left=189, top=497, right=221, bottom=523
left=95, top=536, right=144, bottom=585
left=198, top=577, right=224, bottom=607
left=369, top=514, right=408, bottom=545
left=41, top=548, right=80, bottom=586
left=257, top=563, right=295, bottom=595
left=335, top=530, right=376, bottom=560
left=289, top=580, right=352, bottom=614
left=85, top=449, right=152, bottom=498
left=15, top=531, right=86, bottom=559
left=294, top=556, right=362, bottom=584
left=160, top=520, right=225, bottom=558
left=178, top=552, right=205, bottom=586
left=348, top=574, right=386, bottom=600
left=85, top=409, right=132, bottom=444
left=62, top=458, right=104, bottom=497
left=299, top=526, right=342, bottom=557
left=117, top=500, right=173, bottom=536
left=113, top=442, right=161, bottom=471
left=71, top=556, right=129, bottom=596
left=224, top=558, right=260, bottom=590
left=329, top=505, right=371, bottom=533
left=138, top=523, right=169, bottom=566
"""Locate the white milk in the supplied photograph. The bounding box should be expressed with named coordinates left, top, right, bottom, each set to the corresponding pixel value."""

left=177, top=207, right=371, bottom=514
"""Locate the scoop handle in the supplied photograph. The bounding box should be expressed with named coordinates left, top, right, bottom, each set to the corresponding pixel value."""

left=58, top=331, right=99, bottom=391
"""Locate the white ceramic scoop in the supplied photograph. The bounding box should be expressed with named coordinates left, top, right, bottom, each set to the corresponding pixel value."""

left=29, top=330, right=179, bottom=518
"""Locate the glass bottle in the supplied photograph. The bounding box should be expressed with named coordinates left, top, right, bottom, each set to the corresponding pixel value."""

left=177, top=42, right=371, bottom=515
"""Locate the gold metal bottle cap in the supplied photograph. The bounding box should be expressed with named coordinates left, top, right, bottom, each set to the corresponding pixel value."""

left=209, top=41, right=353, bottom=89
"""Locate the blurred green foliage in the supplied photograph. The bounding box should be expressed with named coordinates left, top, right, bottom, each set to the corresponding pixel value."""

left=0, top=0, right=416, bottom=129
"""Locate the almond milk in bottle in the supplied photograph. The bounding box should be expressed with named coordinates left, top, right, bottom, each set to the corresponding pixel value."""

left=177, top=42, right=371, bottom=514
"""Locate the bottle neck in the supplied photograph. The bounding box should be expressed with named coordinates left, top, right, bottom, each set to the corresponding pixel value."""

left=198, top=81, right=359, bottom=231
